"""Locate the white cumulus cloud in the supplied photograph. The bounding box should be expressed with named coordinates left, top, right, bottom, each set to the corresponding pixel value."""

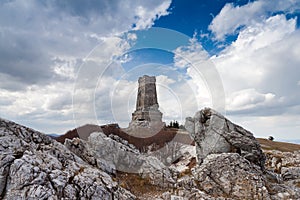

left=209, top=0, right=300, bottom=41
left=226, top=89, right=276, bottom=111
left=173, top=37, right=209, bottom=68
left=207, top=2, right=300, bottom=140
left=0, top=0, right=172, bottom=133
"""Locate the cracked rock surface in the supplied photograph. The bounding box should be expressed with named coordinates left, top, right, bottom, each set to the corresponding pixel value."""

left=2, top=109, right=300, bottom=200
left=0, top=118, right=135, bottom=199
left=185, top=107, right=266, bottom=169
left=65, top=132, right=175, bottom=188
left=193, top=153, right=270, bottom=200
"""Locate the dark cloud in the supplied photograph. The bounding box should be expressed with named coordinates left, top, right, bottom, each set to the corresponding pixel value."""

left=46, top=94, right=72, bottom=111
left=0, top=0, right=172, bottom=133
left=0, top=30, right=53, bottom=86
left=42, top=0, right=118, bottom=19
left=0, top=0, right=171, bottom=90
left=0, top=73, right=27, bottom=91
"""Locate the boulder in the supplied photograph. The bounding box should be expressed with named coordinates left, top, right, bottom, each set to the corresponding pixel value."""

left=3, top=114, right=300, bottom=199
left=0, top=118, right=135, bottom=199
left=282, top=167, right=300, bottom=180
left=193, top=153, right=270, bottom=200
left=66, top=132, right=175, bottom=188
left=264, top=150, right=300, bottom=197
left=64, top=137, right=116, bottom=175
left=185, top=108, right=266, bottom=169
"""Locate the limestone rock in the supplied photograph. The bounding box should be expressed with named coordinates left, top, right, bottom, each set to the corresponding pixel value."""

left=282, top=166, right=300, bottom=180
left=265, top=150, right=300, bottom=174
left=3, top=112, right=300, bottom=199
left=0, top=118, right=135, bottom=199
left=64, top=137, right=116, bottom=175
left=185, top=108, right=266, bottom=169
left=193, top=153, right=271, bottom=200
left=66, top=132, right=175, bottom=187
left=157, top=189, right=230, bottom=200
left=264, top=150, right=300, bottom=198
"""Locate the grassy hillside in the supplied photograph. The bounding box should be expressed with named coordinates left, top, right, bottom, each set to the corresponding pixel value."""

left=257, top=138, right=300, bottom=152
left=56, top=124, right=300, bottom=153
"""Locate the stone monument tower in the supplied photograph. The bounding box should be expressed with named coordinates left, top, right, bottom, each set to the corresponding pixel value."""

left=132, top=75, right=163, bottom=122
left=127, top=75, right=164, bottom=136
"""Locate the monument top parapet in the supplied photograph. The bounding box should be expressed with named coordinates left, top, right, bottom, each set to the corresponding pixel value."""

left=138, top=75, right=156, bottom=84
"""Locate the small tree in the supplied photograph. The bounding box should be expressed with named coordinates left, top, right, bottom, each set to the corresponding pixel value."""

left=174, top=121, right=179, bottom=128
left=169, top=121, right=173, bottom=128
left=268, top=136, right=274, bottom=141
left=168, top=120, right=180, bottom=128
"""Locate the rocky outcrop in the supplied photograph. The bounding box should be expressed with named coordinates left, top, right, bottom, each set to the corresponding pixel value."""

left=0, top=118, right=135, bottom=199
left=163, top=152, right=300, bottom=200
left=264, top=150, right=300, bottom=197
left=185, top=108, right=265, bottom=169
left=65, top=132, right=175, bottom=188
left=2, top=111, right=300, bottom=199
left=193, top=153, right=270, bottom=199
left=182, top=108, right=300, bottom=199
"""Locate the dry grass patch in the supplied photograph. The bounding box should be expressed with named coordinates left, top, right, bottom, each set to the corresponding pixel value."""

left=257, top=138, right=300, bottom=152
left=115, top=171, right=168, bottom=198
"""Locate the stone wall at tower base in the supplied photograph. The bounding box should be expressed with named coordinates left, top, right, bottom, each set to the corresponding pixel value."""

left=125, top=121, right=166, bottom=137
left=132, top=109, right=163, bottom=122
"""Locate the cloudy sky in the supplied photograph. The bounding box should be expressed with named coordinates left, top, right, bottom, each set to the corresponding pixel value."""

left=0, top=0, right=300, bottom=141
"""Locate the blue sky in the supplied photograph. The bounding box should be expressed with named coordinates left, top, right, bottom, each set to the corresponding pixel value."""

left=154, top=0, right=247, bottom=52
left=0, top=0, right=300, bottom=141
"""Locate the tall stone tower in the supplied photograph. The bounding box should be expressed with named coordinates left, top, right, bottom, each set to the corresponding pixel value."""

left=132, top=75, right=163, bottom=122
left=127, top=75, right=164, bottom=136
